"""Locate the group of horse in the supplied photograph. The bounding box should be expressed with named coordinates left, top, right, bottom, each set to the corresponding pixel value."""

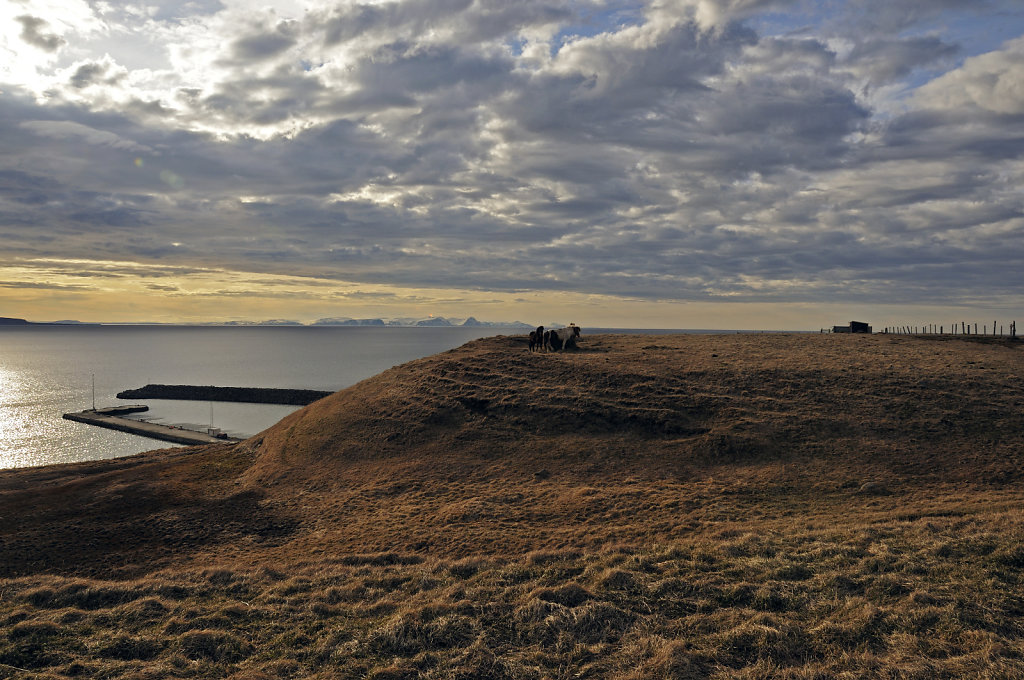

left=528, top=324, right=581, bottom=352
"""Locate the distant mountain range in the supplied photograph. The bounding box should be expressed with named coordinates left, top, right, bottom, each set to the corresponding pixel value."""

left=309, top=316, right=533, bottom=328
left=2, top=315, right=537, bottom=328
left=199, top=316, right=534, bottom=328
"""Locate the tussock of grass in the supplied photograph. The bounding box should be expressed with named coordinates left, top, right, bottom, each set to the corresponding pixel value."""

left=95, top=635, right=164, bottom=661
left=177, top=629, right=251, bottom=662
left=340, top=553, right=424, bottom=567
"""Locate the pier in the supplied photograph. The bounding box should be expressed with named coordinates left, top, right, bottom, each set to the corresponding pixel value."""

left=63, top=408, right=242, bottom=446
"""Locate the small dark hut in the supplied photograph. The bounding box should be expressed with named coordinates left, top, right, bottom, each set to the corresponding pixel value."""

left=832, top=321, right=872, bottom=334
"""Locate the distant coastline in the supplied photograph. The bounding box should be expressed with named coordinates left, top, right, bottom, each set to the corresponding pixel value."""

left=0, top=316, right=534, bottom=329
left=1, top=317, right=816, bottom=333
left=0, top=317, right=98, bottom=326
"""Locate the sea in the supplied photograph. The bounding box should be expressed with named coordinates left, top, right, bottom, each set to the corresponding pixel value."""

left=0, top=324, right=741, bottom=470
left=0, top=325, right=523, bottom=470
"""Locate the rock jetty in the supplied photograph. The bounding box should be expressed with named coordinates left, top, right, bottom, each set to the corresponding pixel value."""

left=116, top=384, right=333, bottom=405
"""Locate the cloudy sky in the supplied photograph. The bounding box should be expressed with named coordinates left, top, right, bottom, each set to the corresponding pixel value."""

left=0, top=0, right=1022, bottom=328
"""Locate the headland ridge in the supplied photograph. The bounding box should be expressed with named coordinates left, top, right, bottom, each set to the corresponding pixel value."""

left=1, top=332, right=1023, bottom=677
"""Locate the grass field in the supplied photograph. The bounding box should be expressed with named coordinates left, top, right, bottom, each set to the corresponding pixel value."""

left=1, top=333, right=1022, bottom=678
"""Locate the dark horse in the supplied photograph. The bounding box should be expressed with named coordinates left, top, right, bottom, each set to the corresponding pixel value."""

left=528, top=325, right=545, bottom=352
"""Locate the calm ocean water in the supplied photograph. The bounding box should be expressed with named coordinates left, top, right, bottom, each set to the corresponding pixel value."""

left=0, top=325, right=528, bottom=470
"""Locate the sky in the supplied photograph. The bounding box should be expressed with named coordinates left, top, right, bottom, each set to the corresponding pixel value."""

left=0, top=0, right=1022, bottom=328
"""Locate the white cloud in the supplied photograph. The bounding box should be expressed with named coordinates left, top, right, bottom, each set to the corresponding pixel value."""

left=913, top=36, right=1024, bottom=115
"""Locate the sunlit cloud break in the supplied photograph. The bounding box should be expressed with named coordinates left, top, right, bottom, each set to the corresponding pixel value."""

left=0, top=0, right=1022, bottom=326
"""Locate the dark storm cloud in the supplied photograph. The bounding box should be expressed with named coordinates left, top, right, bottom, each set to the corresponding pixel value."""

left=715, top=89, right=856, bottom=144
left=69, top=61, right=126, bottom=89
left=320, top=0, right=571, bottom=47
left=321, top=0, right=473, bottom=46
left=0, top=170, right=64, bottom=205
left=16, top=15, right=65, bottom=52
left=197, top=67, right=328, bottom=126
left=228, top=21, right=300, bottom=62
left=873, top=108, right=1024, bottom=163
left=351, top=42, right=512, bottom=96
left=503, top=21, right=747, bottom=138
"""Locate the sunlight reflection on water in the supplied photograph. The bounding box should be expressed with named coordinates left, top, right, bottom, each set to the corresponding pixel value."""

left=0, top=352, right=167, bottom=469
left=0, top=365, right=34, bottom=468
left=0, top=325, right=515, bottom=469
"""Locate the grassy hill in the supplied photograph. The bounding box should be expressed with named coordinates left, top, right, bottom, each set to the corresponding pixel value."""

left=1, top=333, right=1023, bottom=678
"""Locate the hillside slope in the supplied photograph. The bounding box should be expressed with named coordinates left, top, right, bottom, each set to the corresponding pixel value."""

left=247, top=332, right=1024, bottom=482
left=4, top=332, right=1023, bottom=575
left=230, top=331, right=1024, bottom=563
left=1, top=333, right=1023, bottom=678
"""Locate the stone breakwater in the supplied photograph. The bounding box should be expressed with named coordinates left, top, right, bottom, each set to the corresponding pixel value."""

left=116, top=384, right=333, bottom=405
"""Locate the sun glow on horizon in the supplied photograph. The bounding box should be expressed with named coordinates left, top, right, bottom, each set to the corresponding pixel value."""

left=0, top=256, right=661, bottom=326
left=1, top=256, right=1017, bottom=331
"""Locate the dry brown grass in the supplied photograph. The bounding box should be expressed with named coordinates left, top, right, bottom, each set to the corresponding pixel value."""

left=1, top=332, right=1023, bottom=677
